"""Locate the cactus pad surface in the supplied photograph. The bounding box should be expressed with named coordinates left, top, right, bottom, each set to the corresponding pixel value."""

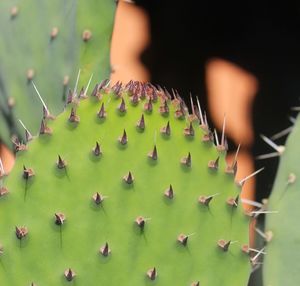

left=0, top=82, right=250, bottom=285
left=264, top=116, right=300, bottom=286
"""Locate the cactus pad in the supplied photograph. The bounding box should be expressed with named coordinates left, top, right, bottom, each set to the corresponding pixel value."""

left=0, top=82, right=251, bottom=285
left=263, top=116, right=300, bottom=286
left=0, top=0, right=114, bottom=147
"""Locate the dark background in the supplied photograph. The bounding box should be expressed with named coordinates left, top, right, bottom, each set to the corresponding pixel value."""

left=135, top=0, right=300, bottom=203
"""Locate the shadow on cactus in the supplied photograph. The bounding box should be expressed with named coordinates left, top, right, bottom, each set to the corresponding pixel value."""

left=0, top=80, right=256, bottom=285
left=0, top=0, right=115, bottom=148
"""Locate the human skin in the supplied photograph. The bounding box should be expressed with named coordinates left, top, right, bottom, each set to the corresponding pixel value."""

left=205, top=58, right=258, bottom=206
left=0, top=143, right=14, bottom=174
left=110, top=0, right=150, bottom=84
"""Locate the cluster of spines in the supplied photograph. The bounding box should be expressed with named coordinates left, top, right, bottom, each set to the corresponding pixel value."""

left=12, top=79, right=224, bottom=151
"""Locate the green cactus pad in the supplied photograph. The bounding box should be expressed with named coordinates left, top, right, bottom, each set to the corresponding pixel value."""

left=0, top=82, right=250, bottom=285
left=0, top=0, right=115, bottom=147
left=263, top=116, right=300, bottom=286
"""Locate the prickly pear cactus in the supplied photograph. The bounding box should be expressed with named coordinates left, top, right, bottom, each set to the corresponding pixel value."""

left=0, top=82, right=251, bottom=285
left=263, top=116, right=300, bottom=286
left=0, top=0, right=115, bottom=147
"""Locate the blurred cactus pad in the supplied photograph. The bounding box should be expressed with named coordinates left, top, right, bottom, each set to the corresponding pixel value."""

left=263, top=115, right=300, bottom=286
left=0, top=0, right=115, bottom=147
left=0, top=81, right=252, bottom=285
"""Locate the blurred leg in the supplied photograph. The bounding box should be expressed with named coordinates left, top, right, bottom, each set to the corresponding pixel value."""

left=110, top=1, right=150, bottom=84
left=206, top=58, right=258, bottom=206
left=0, top=143, right=14, bottom=174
